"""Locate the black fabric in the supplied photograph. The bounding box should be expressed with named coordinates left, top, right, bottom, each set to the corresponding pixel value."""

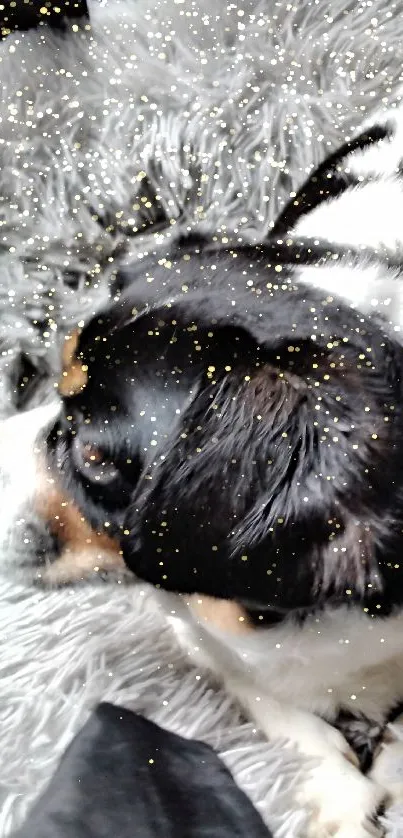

left=0, top=0, right=88, bottom=38
left=12, top=702, right=272, bottom=838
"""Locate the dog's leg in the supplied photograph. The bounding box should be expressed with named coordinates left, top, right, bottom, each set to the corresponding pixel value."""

left=369, top=711, right=403, bottom=808
left=229, top=679, right=384, bottom=838
left=166, top=598, right=385, bottom=838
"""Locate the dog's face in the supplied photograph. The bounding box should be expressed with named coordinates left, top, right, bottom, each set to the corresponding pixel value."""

left=47, top=244, right=403, bottom=614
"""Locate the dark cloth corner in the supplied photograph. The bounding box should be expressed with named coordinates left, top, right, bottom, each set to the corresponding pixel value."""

left=0, top=1, right=89, bottom=38
left=12, top=702, right=272, bottom=838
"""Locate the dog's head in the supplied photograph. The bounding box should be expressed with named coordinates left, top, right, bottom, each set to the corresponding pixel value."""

left=47, top=242, right=403, bottom=613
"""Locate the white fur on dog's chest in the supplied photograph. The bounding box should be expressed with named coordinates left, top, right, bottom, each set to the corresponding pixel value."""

left=162, top=592, right=403, bottom=722
left=247, top=608, right=403, bottom=719
left=163, top=596, right=403, bottom=838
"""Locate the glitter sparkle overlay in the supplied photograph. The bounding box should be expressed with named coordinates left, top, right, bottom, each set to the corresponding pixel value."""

left=2, top=2, right=403, bottom=837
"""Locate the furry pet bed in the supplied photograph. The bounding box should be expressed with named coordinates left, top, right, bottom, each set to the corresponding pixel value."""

left=2, top=1, right=403, bottom=835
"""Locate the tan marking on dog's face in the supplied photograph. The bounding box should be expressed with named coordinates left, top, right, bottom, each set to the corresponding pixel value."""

left=40, top=545, right=125, bottom=586
left=187, top=594, right=254, bottom=635
left=58, top=329, right=88, bottom=397
left=35, top=460, right=124, bottom=586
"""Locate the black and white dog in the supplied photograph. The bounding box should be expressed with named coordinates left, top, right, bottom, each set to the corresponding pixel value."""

left=4, top=106, right=403, bottom=837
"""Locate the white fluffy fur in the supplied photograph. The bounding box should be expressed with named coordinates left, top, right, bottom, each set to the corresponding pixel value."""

left=0, top=404, right=59, bottom=559
left=295, top=177, right=403, bottom=256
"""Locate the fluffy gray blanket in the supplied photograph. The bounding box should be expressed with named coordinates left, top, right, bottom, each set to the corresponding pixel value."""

left=2, top=1, right=403, bottom=835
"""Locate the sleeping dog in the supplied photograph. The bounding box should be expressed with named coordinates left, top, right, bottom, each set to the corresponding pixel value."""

left=4, top=104, right=403, bottom=837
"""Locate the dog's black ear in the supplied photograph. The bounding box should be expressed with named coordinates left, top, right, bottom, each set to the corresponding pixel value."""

left=118, top=271, right=401, bottom=610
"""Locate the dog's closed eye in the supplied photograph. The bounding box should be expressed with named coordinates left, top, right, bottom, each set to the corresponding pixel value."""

left=71, top=437, right=119, bottom=485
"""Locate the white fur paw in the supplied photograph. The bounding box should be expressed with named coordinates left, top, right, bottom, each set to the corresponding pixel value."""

left=298, top=755, right=385, bottom=838
left=281, top=713, right=359, bottom=766
left=369, top=711, right=403, bottom=806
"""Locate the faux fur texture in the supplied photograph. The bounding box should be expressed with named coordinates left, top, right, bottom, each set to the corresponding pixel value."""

left=2, top=1, right=403, bottom=835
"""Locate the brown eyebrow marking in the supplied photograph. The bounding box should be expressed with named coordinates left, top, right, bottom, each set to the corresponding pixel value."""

left=58, top=329, right=88, bottom=397
left=187, top=595, right=254, bottom=635
left=35, top=465, right=125, bottom=586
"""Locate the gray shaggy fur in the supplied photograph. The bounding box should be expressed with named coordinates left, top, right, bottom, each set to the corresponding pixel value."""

left=2, top=1, right=403, bottom=835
